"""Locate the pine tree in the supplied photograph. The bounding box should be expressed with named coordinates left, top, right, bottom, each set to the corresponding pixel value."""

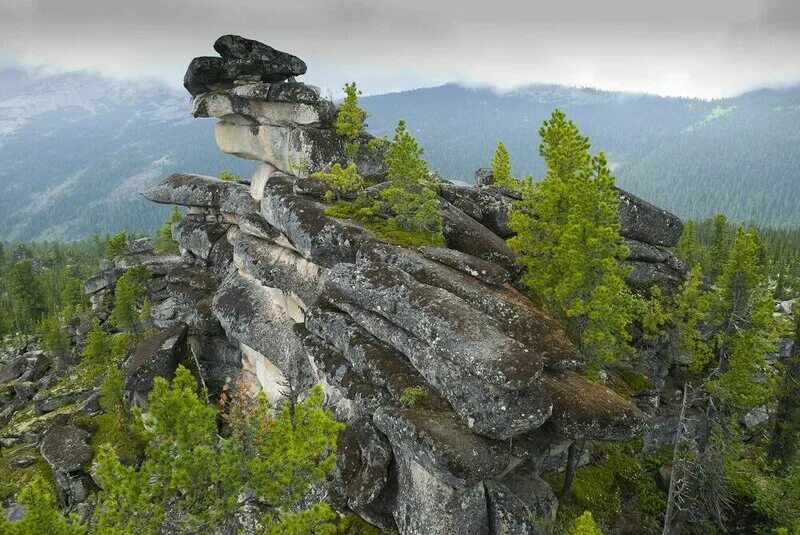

left=710, top=226, right=778, bottom=409
left=508, top=109, right=636, bottom=371
left=154, top=206, right=183, bottom=254
left=310, top=163, right=365, bottom=202
left=0, top=477, right=85, bottom=534
left=491, top=141, right=515, bottom=188
left=106, top=231, right=129, bottom=258
left=60, top=276, right=86, bottom=316
left=7, top=260, right=46, bottom=333
left=770, top=304, right=800, bottom=465
left=380, top=120, right=443, bottom=241
left=334, top=82, right=366, bottom=141
left=676, top=219, right=703, bottom=270
left=110, top=266, right=150, bottom=335
left=384, top=119, right=429, bottom=187
left=707, top=213, right=730, bottom=280
left=92, top=366, right=343, bottom=534
left=673, top=267, right=714, bottom=373
left=37, top=314, right=70, bottom=360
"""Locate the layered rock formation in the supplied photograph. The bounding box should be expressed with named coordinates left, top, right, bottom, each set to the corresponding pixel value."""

left=129, top=35, right=687, bottom=534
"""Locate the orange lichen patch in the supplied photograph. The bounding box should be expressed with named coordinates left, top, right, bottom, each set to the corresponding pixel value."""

left=542, top=371, right=646, bottom=442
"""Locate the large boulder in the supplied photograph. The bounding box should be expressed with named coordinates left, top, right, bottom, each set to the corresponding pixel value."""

left=191, top=91, right=335, bottom=127
left=229, top=81, right=322, bottom=104
left=122, top=324, right=187, bottom=405
left=616, top=188, right=683, bottom=247
left=184, top=35, right=307, bottom=96
left=143, top=173, right=257, bottom=216
left=324, top=262, right=553, bottom=439
left=485, top=472, right=559, bottom=535
left=215, top=122, right=387, bottom=180
left=40, top=424, right=92, bottom=473
left=172, top=217, right=230, bottom=260
left=259, top=174, right=378, bottom=267
left=212, top=271, right=315, bottom=390
left=229, top=227, right=325, bottom=308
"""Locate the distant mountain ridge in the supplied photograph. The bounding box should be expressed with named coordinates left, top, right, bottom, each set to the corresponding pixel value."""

left=360, top=83, right=800, bottom=228
left=0, top=66, right=798, bottom=241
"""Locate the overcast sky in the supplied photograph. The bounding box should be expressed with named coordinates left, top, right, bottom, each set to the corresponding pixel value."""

left=1, top=0, right=798, bottom=98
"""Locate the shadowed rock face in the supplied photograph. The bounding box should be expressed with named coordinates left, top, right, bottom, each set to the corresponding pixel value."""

left=126, top=34, right=679, bottom=535
left=184, top=35, right=307, bottom=96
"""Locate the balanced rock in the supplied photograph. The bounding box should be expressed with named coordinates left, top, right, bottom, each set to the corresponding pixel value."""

left=184, top=35, right=307, bottom=96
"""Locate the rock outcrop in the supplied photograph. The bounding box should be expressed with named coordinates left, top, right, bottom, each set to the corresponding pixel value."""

left=127, top=35, right=690, bottom=534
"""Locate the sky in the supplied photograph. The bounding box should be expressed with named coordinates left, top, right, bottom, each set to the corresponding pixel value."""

left=1, top=0, right=799, bottom=99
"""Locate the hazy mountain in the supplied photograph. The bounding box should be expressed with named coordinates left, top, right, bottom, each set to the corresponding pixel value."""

left=361, top=84, right=800, bottom=228
left=0, top=66, right=798, bottom=241
left=0, top=67, right=255, bottom=241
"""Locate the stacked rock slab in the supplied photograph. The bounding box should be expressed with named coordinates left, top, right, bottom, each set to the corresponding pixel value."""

left=139, top=35, right=687, bottom=534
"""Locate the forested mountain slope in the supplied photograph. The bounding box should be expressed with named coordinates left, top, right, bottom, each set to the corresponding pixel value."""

left=0, top=67, right=254, bottom=241
left=361, top=84, right=800, bottom=226
left=0, top=65, right=797, bottom=241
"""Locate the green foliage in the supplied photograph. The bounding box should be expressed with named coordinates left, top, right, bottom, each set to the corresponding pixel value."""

left=384, top=120, right=429, bottom=187
left=571, top=511, right=604, bottom=535
left=311, top=163, right=366, bottom=201
left=7, top=260, right=46, bottom=333
left=323, top=120, right=445, bottom=246
left=219, top=169, right=241, bottom=182
left=491, top=140, right=516, bottom=188
left=635, top=286, right=671, bottom=341
left=675, top=219, right=704, bottom=270
left=400, top=386, right=427, bottom=407
left=260, top=503, right=338, bottom=535
left=0, top=237, right=106, bottom=338
left=335, top=82, right=366, bottom=141
left=92, top=367, right=343, bottom=534
left=708, top=213, right=731, bottom=280
left=61, top=276, right=87, bottom=316
left=325, top=197, right=445, bottom=247
left=0, top=477, right=85, bottom=534
left=247, top=387, right=344, bottom=509
left=110, top=265, right=151, bottom=334
left=36, top=314, right=70, bottom=359
left=92, top=366, right=142, bottom=460
left=550, top=442, right=665, bottom=531
left=673, top=267, right=715, bottom=373
left=379, top=183, right=442, bottom=236
left=154, top=206, right=183, bottom=254
left=73, top=321, right=132, bottom=389
left=710, top=227, right=778, bottom=409
left=508, top=109, right=637, bottom=372
left=380, top=120, right=443, bottom=240
left=106, top=231, right=129, bottom=257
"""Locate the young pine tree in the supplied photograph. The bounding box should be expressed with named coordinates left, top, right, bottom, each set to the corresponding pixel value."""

left=707, top=213, right=730, bottom=280
left=334, top=82, right=366, bottom=142
left=7, top=260, right=47, bottom=333
left=110, top=266, right=150, bottom=336
left=571, top=511, right=604, bottom=535
left=154, top=206, right=183, bottom=254
left=106, top=231, right=129, bottom=258
left=710, top=226, right=778, bottom=409
left=490, top=140, right=516, bottom=188
left=92, top=366, right=343, bottom=534
left=675, top=219, right=703, bottom=270
left=508, top=109, right=635, bottom=371
left=0, top=477, right=85, bottom=534
left=380, top=120, right=443, bottom=242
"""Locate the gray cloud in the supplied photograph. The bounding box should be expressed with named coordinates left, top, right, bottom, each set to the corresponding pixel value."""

left=1, top=0, right=798, bottom=98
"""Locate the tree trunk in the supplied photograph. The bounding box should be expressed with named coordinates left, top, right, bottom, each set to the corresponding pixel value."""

left=562, top=439, right=585, bottom=500
left=663, top=383, right=689, bottom=535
